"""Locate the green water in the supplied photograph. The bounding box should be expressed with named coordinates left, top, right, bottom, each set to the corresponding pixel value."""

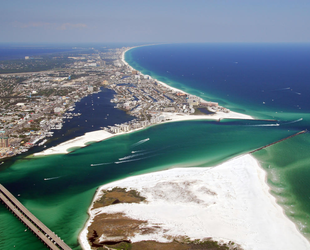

left=0, top=120, right=300, bottom=249
left=254, top=132, right=310, bottom=240
left=1, top=44, right=310, bottom=249
left=124, top=45, right=310, bottom=246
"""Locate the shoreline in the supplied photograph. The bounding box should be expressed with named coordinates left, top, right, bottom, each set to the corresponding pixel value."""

left=34, top=46, right=253, bottom=156
left=78, top=154, right=310, bottom=250
left=33, top=110, right=252, bottom=156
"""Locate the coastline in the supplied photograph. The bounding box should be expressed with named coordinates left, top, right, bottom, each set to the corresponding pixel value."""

left=33, top=46, right=253, bottom=156
left=78, top=45, right=310, bottom=249
left=79, top=154, right=310, bottom=250
left=33, top=110, right=251, bottom=156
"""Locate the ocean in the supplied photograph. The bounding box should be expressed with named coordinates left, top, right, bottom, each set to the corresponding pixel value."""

left=1, top=43, right=310, bottom=249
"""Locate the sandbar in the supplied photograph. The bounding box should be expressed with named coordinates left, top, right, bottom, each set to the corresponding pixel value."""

left=34, top=130, right=113, bottom=156
left=79, top=154, right=310, bottom=250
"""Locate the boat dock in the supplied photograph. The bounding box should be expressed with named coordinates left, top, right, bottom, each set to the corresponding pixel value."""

left=0, top=184, right=72, bottom=250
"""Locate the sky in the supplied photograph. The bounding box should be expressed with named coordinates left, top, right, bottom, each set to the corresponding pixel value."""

left=1, top=0, right=310, bottom=44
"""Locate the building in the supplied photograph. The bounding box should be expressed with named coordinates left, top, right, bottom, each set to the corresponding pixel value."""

left=120, top=124, right=130, bottom=132
left=54, top=107, right=63, bottom=114
left=200, top=101, right=219, bottom=108
left=0, top=137, right=9, bottom=148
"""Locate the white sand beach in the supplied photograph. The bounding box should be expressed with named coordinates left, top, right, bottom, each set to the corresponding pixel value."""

left=79, top=154, right=310, bottom=250
left=33, top=110, right=252, bottom=156
left=33, top=130, right=113, bottom=156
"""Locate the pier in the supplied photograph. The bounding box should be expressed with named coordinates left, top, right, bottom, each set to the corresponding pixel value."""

left=0, top=184, right=72, bottom=250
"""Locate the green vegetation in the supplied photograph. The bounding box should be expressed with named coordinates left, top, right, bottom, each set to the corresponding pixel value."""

left=97, top=238, right=242, bottom=250
left=193, top=107, right=215, bottom=116
left=0, top=57, right=72, bottom=74
left=93, top=187, right=146, bottom=209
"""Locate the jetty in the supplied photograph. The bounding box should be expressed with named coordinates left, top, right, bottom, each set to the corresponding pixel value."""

left=249, top=129, right=307, bottom=154
left=0, top=184, right=72, bottom=250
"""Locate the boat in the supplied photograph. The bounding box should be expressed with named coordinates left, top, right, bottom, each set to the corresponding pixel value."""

left=38, top=139, right=47, bottom=146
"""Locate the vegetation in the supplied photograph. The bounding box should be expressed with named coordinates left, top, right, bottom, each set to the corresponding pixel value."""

left=193, top=107, right=216, bottom=115
left=93, top=187, right=146, bottom=209
left=93, top=238, right=243, bottom=250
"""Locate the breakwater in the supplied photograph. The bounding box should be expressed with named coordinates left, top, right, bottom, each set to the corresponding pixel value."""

left=249, top=130, right=308, bottom=154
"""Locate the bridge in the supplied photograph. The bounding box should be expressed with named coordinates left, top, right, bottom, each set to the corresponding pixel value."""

left=0, top=184, right=72, bottom=250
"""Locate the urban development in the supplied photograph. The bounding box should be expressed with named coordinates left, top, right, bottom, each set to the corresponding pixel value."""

left=0, top=47, right=228, bottom=160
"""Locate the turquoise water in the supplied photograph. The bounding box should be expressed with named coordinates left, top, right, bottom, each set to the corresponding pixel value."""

left=0, top=120, right=300, bottom=249
left=125, top=43, right=310, bottom=241
left=1, top=43, right=310, bottom=249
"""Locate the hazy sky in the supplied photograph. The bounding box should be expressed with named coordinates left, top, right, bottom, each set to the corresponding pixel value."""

left=1, top=0, right=310, bottom=44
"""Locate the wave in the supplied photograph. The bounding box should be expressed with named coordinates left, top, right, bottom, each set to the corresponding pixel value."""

left=132, top=138, right=150, bottom=147
left=44, top=176, right=62, bottom=181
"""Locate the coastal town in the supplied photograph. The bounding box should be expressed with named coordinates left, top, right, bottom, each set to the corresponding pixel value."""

left=0, top=47, right=228, bottom=159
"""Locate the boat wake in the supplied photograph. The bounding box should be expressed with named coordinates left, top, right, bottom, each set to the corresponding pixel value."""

left=271, top=87, right=301, bottom=95
left=44, top=176, right=62, bottom=181
left=90, top=162, right=110, bottom=167
left=119, top=152, right=145, bottom=161
left=247, top=123, right=280, bottom=127
left=275, top=87, right=291, bottom=91
left=131, top=150, right=145, bottom=154
left=132, top=138, right=150, bottom=147
left=115, top=154, right=157, bottom=164
left=282, top=118, right=303, bottom=125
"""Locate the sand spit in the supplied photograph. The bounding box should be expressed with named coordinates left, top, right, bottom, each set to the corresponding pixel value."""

left=33, top=130, right=113, bottom=156
left=79, top=154, right=310, bottom=250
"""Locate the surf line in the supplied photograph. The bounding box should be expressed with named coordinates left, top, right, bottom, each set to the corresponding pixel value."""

left=249, top=130, right=308, bottom=154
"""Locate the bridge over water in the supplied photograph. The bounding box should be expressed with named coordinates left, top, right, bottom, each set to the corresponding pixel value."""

left=0, top=184, right=72, bottom=250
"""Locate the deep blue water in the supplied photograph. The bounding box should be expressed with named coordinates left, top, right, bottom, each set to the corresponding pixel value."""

left=1, top=43, right=310, bottom=249
left=126, top=43, right=310, bottom=119
left=125, top=43, right=310, bottom=240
